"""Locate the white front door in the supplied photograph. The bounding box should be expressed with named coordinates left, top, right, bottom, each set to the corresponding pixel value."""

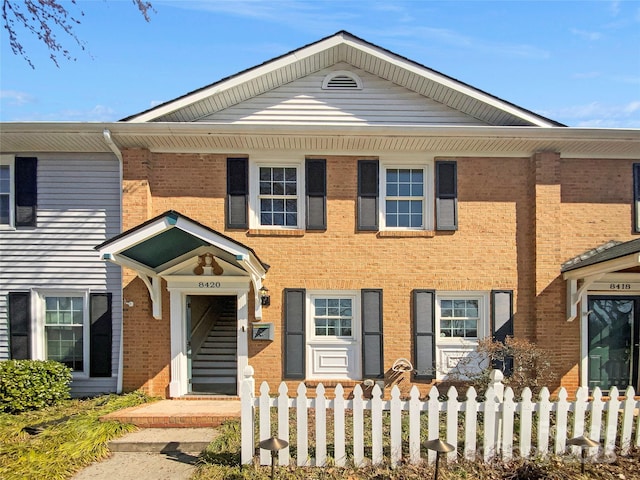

left=307, top=292, right=361, bottom=380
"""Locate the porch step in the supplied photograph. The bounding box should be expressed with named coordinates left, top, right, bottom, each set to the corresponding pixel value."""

left=192, top=368, right=236, bottom=376
left=192, top=361, right=236, bottom=369
left=191, top=376, right=236, bottom=384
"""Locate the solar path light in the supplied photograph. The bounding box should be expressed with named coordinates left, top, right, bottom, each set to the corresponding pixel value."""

left=424, top=438, right=455, bottom=480
left=258, top=436, right=288, bottom=480
left=567, top=435, right=600, bottom=475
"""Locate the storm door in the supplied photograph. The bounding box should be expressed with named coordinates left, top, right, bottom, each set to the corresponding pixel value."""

left=587, top=296, right=640, bottom=392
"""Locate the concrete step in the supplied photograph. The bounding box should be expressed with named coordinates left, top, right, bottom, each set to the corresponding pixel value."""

left=108, top=428, right=218, bottom=453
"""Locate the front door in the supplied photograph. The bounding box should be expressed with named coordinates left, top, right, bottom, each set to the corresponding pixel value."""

left=587, top=296, right=640, bottom=392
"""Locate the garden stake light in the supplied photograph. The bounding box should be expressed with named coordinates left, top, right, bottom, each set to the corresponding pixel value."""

left=424, top=438, right=455, bottom=480
left=567, top=435, right=600, bottom=475
left=259, top=436, right=288, bottom=480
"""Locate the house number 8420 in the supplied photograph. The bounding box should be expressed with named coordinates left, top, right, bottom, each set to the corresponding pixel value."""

left=198, top=282, right=221, bottom=288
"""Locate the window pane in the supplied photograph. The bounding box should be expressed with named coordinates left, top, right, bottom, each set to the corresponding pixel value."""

left=0, top=196, right=9, bottom=224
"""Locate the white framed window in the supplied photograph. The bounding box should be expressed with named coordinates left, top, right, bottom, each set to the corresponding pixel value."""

left=306, top=291, right=361, bottom=380
left=250, top=159, right=304, bottom=229
left=34, top=291, right=89, bottom=376
left=436, top=292, right=489, bottom=379
left=380, top=158, right=433, bottom=230
left=0, top=155, right=14, bottom=228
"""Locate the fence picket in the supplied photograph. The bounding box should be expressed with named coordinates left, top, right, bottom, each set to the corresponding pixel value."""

left=446, top=386, right=459, bottom=462
left=316, top=384, right=327, bottom=466
left=537, top=387, right=551, bottom=456
left=409, top=386, right=422, bottom=464
left=464, top=387, right=478, bottom=461
left=621, top=386, right=636, bottom=455
left=334, top=384, right=346, bottom=466
left=390, top=386, right=402, bottom=466
left=604, top=386, right=620, bottom=457
left=239, top=370, right=639, bottom=469
left=353, top=384, right=365, bottom=467
left=589, top=387, right=604, bottom=457
left=502, top=387, right=515, bottom=461
left=296, top=383, right=309, bottom=466
left=519, top=388, right=533, bottom=459
left=278, top=382, right=290, bottom=466
left=259, top=382, right=271, bottom=465
left=427, top=386, right=440, bottom=464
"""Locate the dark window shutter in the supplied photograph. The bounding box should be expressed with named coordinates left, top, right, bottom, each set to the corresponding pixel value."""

left=413, top=289, right=435, bottom=380
left=15, top=157, right=37, bottom=227
left=226, top=158, right=248, bottom=229
left=90, top=293, right=112, bottom=377
left=306, top=159, right=326, bottom=230
left=634, top=163, right=640, bottom=233
left=491, top=290, right=514, bottom=375
left=8, top=292, right=31, bottom=359
left=435, top=161, right=457, bottom=231
left=284, top=289, right=305, bottom=379
left=362, top=289, right=384, bottom=378
left=357, top=160, right=378, bottom=231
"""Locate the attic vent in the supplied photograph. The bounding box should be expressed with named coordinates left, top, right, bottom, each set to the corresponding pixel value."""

left=322, top=71, right=363, bottom=90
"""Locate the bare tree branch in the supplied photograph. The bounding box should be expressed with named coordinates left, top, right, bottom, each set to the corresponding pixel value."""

left=2, top=0, right=154, bottom=69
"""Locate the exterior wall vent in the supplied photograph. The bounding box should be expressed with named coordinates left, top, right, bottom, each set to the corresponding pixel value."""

left=322, top=71, right=363, bottom=90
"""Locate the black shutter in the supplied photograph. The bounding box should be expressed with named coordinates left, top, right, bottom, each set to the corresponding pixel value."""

left=8, top=292, right=31, bottom=360
left=435, top=160, right=457, bottom=231
left=357, top=160, right=378, bottom=231
left=15, top=157, right=37, bottom=227
left=284, top=289, right=305, bottom=379
left=413, top=290, right=435, bottom=380
left=362, top=289, right=384, bottom=378
left=226, top=158, right=248, bottom=229
left=634, top=163, right=640, bottom=233
left=90, top=293, right=112, bottom=377
left=491, top=289, right=514, bottom=375
left=306, top=159, right=326, bottom=230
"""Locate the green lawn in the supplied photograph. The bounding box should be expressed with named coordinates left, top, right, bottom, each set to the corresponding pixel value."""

left=0, top=391, right=152, bottom=480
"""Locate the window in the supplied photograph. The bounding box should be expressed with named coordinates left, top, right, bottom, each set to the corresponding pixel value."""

left=44, top=296, right=85, bottom=371
left=250, top=160, right=304, bottom=229
left=259, top=166, right=298, bottom=226
left=0, top=156, right=13, bottom=227
left=385, top=168, right=424, bottom=228
left=313, top=298, right=353, bottom=337
left=439, top=299, right=479, bottom=338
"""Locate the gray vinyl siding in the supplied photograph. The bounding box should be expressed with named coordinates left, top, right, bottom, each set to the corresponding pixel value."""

left=201, top=64, right=488, bottom=126
left=0, top=153, right=121, bottom=397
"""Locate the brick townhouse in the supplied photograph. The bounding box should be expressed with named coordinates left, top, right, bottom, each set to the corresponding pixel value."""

left=2, top=31, right=640, bottom=398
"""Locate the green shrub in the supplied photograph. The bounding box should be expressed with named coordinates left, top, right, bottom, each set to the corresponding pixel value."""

left=0, top=360, right=72, bottom=413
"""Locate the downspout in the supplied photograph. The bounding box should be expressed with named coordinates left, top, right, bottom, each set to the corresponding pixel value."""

left=103, top=129, right=124, bottom=394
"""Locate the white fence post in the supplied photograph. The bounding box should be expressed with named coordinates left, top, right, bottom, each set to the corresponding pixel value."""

left=604, top=386, right=621, bottom=458
left=390, top=385, right=402, bottom=467
left=371, top=384, right=383, bottom=465
left=621, top=386, right=636, bottom=455
left=537, top=387, right=551, bottom=456
left=259, top=382, right=271, bottom=465
left=427, top=385, right=440, bottom=464
left=352, top=384, right=365, bottom=467
left=554, top=388, right=569, bottom=455
left=278, top=382, right=290, bottom=466
left=240, top=366, right=255, bottom=465
left=409, top=385, right=422, bottom=464
left=464, top=387, right=478, bottom=461
left=501, top=387, right=515, bottom=461
left=296, top=383, right=309, bottom=466
left=446, top=386, right=459, bottom=462
left=315, top=384, right=327, bottom=467
left=334, top=384, right=346, bottom=466
left=519, top=388, right=533, bottom=458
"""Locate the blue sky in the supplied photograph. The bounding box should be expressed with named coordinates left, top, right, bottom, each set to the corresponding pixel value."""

left=1, top=0, right=639, bottom=127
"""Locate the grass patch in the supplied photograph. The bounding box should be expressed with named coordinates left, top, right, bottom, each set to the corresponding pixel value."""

left=195, top=419, right=640, bottom=479
left=0, top=391, right=153, bottom=480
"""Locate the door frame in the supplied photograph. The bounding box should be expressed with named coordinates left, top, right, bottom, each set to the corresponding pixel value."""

left=581, top=287, right=640, bottom=392
left=167, top=279, right=250, bottom=398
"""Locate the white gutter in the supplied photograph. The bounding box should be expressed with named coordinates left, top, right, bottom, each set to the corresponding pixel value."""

left=102, top=128, right=125, bottom=394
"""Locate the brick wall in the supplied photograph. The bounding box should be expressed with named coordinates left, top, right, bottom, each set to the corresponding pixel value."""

left=120, top=149, right=634, bottom=398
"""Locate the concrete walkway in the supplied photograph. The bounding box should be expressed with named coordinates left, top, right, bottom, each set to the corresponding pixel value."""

left=73, top=399, right=239, bottom=480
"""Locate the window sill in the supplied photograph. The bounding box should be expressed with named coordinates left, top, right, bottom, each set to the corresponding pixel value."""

left=247, top=229, right=305, bottom=237
left=377, top=230, right=435, bottom=238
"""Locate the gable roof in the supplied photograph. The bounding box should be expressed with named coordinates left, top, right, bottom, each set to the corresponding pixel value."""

left=123, top=31, right=564, bottom=127
left=562, top=238, right=640, bottom=274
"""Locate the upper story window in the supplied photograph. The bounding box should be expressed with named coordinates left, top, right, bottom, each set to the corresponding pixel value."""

left=385, top=168, right=425, bottom=228
left=249, top=159, right=305, bottom=229
left=259, top=166, right=298, bottom=227
left=0, top=156, right=14, bottom=227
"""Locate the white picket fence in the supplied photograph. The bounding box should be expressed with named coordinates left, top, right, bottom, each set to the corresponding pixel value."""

left=240, top=369, right=640, bottom=467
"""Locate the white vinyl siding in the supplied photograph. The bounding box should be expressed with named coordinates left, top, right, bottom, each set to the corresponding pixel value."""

left=201, top=64, right=488, bottom=127
left=0, top=153, right=121, bottom=397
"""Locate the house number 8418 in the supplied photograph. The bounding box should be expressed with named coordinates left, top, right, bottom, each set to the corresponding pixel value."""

left=609, top=283, right=631, bottom=290
left=198, top=282, right=221, bottom=288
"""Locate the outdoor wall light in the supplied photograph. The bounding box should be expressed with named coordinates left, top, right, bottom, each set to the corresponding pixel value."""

left=259, top=286, right=270, bottom=306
